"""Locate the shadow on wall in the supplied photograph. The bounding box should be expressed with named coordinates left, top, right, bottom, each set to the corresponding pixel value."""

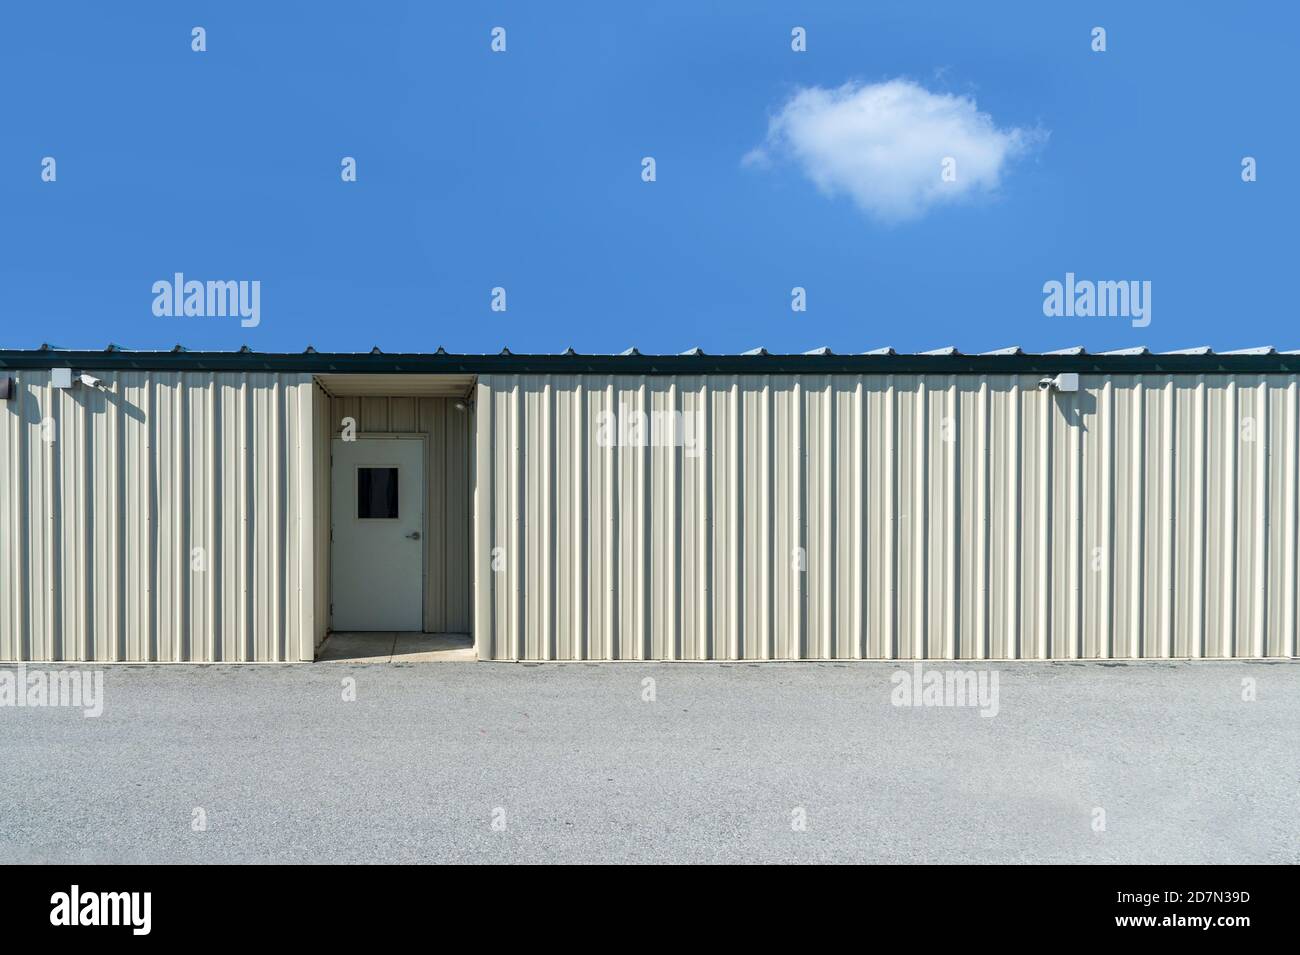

left=9, top=375, right=147, bottom=427
left=1062, top=387, right=1095, bottom=431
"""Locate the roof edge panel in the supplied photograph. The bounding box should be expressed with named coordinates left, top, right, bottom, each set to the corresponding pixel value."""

left=3, top=349, right=1300, bottom=375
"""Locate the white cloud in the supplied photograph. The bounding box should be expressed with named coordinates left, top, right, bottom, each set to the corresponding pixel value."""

left=746, top=79, right=1042, bottom=223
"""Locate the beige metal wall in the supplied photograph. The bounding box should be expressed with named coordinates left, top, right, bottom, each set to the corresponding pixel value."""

left=328, top=396, right=472, bottom=633
left=0, top=370, right=318, bottom=662
left=474, top=373, right=1300, bottom=661
left=312, top=383, right=332, bottom=650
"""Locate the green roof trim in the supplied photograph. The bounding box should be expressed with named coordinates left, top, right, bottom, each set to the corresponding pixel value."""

left=2, top=349, right=1299, bottom=375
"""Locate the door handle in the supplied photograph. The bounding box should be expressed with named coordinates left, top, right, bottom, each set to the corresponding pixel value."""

left=406, top=531, right=421, bottom=540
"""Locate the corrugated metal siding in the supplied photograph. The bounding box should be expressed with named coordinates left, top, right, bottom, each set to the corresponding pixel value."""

left=313, top=382, right=332, bottom=649
left=474, top=373, right=1300, bottom=661
left=328, top=396, right=472, bottom=633
left=0, top=370, right=317, bottom=662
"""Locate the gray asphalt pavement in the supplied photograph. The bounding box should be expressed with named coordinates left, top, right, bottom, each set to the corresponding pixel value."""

left=1, top=660, right=1296, bottom=864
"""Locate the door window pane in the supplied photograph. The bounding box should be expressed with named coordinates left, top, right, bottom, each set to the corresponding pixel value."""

left=358, top=467, right=399, bottom=519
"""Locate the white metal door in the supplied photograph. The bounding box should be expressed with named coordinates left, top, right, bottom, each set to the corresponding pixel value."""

left=331, top=437, right=424, bottom=631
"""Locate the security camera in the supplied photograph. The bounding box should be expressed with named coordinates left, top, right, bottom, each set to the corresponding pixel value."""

left=1038, top=373, right=1081, bottom=394
left=79, top=374, right=104, bottom=389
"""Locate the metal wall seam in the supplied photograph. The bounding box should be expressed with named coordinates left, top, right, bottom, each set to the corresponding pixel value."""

left=1007, top=378, right=1020, bottom=660
left=312, top=382, right=330, bottom=653
left=914, top=378, right=927, bottom=659
left=473, top=372, right=1300, bottom=661
left=884, top=378, right=897, bottom=660
left=1287, top=381, right=1298, bottom=657
left=854, top=379, right=866, bottom=659
left=1254, top=378, right=1268, bottom=657
left=1100, top=380, right=1114, bottom=658
left=1192, top=378, right=1207, bottom=657
left=944, top=377, right=956, bottom=660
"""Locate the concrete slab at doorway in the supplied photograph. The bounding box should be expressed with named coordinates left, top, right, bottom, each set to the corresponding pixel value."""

left=317, top=633, right=475, bottom=663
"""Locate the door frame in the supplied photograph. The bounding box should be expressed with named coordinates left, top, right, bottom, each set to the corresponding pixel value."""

left=330, top=432, right=428, bottom=631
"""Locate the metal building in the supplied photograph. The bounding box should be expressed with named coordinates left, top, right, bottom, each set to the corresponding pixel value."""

left=2, top=346, right=1299, bottom=662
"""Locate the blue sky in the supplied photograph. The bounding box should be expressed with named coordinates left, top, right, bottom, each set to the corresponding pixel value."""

left=1, top=2, right=1294, bottom=355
